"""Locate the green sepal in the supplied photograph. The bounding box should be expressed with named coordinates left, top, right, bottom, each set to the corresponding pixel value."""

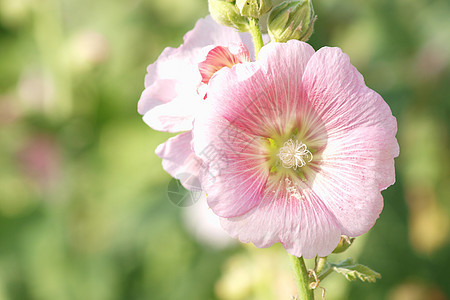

left=208, top=0, right=250, bottom=31
left=236, top=0, right=272, bottom=19
left=268, top=0, right=316, bottom=42
left=332, top=235, right=355, bottom=254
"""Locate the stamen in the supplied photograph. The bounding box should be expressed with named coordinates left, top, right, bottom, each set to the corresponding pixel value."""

left=277, top=139, right=313, bottom=170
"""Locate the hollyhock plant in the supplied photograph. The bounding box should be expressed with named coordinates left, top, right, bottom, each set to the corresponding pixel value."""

left=140, top=0, right=399, bottom=297
left=138, top=16, right=253, bottom=190
left=193, top=40, right=399, bottom=259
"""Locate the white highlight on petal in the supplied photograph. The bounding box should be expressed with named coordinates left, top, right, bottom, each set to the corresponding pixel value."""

left=277, top=139, right=313, bottom=170
left=285, top=178, right=303, bottom=200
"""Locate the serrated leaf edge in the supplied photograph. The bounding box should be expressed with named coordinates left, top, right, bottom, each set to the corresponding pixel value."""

left=329, top=258, right=382, bottom=283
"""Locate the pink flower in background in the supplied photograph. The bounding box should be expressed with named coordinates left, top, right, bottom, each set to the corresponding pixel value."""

left=193, top=40, right=399, bottom=258
left=18, top=134, right=62, bottom=191
left=138, top=16, right=252, bottom=189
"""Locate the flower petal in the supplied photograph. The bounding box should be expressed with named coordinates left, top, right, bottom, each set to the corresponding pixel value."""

left=193, top=65, right=266, bottom=217
left=138, top=45, right=200, bottom=116
left=155, top=131, right=203, bottom=190
left=143, top=94, right=200, bottom=132
left=300, top=47, right=399, bottom=236
left=311, top=126, right=399, bottom=236
left=198, top=44, right=250, bottom=84
left=220, top=185, right=341, bottom=259
left=194, top=113, right=270, bottom=217
left=303, top=47, right=397, bottom=137
left=258, top=40, right=315, bottom=84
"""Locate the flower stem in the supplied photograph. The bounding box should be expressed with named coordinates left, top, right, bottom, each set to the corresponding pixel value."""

left=290, top=255, right=314, bottom=300
left=248, top=17, right=264, bottom=59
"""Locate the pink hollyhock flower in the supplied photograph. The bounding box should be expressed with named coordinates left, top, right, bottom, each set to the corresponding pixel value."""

left=138, top=16, right=252, bottom=189
left=193, top=40, right=399, bottom=258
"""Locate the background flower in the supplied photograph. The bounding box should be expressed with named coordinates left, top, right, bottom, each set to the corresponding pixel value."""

left=138, top=15, right=253, bottom=189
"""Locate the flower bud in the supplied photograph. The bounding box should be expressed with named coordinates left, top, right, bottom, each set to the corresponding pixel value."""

left=208, top=0, right=249, bottom=31
left=268, top=0, right=316, bottom=43
left=332, top=235, right=355, bottom=254
left=236, top=0, right=272, bottom=19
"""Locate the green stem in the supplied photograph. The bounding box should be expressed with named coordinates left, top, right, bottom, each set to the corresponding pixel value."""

left=290, top=255, right=314, bottom=300
left=318, top=267, right=333, bottom=282
left=248, top=17, right=264, bottom=59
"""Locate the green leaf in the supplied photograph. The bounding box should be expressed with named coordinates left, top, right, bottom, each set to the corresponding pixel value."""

left=330, top=258, right=381, bottom=283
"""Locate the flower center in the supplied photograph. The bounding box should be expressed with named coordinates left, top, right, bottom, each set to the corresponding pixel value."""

left=277, top=139, right=313, bottom=170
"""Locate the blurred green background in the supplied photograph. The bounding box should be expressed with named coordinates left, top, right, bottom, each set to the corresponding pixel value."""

left=0, top=0, right=449, bottom=299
